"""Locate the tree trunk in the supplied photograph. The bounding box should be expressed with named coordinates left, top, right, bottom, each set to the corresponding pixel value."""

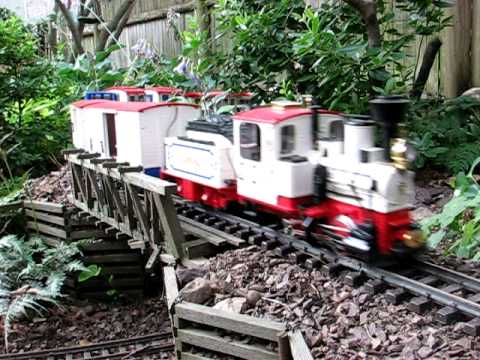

left=197, top=0, right=212, bottom=58
left=410, top=37, right=442, bottom=99
left=96, top=0, right=137, bottom=52
left=342, top=0, right=381, bottom=48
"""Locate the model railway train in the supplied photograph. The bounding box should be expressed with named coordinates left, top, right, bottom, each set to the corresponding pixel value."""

left=71, top=90, right=424, bottom=260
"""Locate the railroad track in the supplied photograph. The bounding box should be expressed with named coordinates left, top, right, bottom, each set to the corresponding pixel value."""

left=175, top=199, right=480, bottom=336
left=0, top=332, right=174, bottom=360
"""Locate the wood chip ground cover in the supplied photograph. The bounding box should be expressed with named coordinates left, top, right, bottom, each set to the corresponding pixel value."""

left=197, top=246, right=480, bottom=359
left=2, top=297, right=173, bottom=358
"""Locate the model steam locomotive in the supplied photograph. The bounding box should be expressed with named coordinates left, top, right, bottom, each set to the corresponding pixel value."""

left=71, top=91, right=424, bottom=259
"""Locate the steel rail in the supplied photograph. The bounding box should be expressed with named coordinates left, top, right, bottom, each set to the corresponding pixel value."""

left=0, top=332, right=173, bottom=360
left=412, top=260, right=480, bottom=293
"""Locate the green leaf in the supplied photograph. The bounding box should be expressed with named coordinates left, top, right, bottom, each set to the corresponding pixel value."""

left=78, top=264, right=102, bottom=283
left=427, top=230, right=446, bottom=248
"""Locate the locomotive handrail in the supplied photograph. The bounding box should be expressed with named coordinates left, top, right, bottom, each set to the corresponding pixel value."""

left=65, top=152, right=185, bottom=266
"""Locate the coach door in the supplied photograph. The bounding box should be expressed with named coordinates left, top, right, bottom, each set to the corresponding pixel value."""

left=105, top=113, right=117, bottom=157
left=235, top=121, right=277, bottom=205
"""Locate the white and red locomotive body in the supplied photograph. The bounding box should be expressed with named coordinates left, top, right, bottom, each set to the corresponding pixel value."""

left=162, top=99, right=423, bottom=257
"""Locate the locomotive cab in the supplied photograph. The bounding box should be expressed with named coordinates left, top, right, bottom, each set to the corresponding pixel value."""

left=233, top=102, right=317, bottom=215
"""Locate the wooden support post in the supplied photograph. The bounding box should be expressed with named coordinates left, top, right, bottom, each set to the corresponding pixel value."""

left=153, top=193, right=185, bottom=259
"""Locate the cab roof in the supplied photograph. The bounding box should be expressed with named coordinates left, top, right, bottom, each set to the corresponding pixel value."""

left=233, top=106, right=339, bottom=124
left=107, top=86, right=145, bottom=95
left=146, top=86, right=182, bottom=95
left=72, top=100, right=198, bottom=112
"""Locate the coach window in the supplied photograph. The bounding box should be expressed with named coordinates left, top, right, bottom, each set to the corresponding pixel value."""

left=280, top=125, right=295, bottom=155
left=240, top=122, right=261, bottom=161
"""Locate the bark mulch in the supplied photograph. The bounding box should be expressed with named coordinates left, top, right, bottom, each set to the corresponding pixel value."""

left=200, top=246, right=480, bottom=360
left=3, top=296, right=173, bottom=358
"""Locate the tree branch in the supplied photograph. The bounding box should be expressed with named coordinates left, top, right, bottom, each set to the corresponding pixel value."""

left=97, top=0, right=136, bottom=52
left=54, top=0, right=84, bottom=55
left=105, top=1, right=135, bottom=49
left=342, top=0, right=381, bottom=48
left=410, top=37, right=442, bottom=99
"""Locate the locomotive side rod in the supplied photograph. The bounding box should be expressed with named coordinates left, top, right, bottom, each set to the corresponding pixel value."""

left=175, top=199, right=480, bottom=324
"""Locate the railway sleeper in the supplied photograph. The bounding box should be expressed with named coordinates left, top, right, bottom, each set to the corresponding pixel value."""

left=321, top=263, right=343, bottom=277
left=465, top=318, right=480, bottom=336
left=274, top=244, right=295, bottom=257
left=344, top=271, right=367, bottom=287
left=261, top=239, right=278, bottom=250
left=248, top=233, right=265, bottom=246
left=435, top=306, right=464, bottom=325
left=365, top=279, right=387, bottom=295
left=408, top=296, right=432, bottom=314
left=305, top=258, right=322, bottom=270
left=385, top=288, right=410, bottom=305
left=288, top=252, right=308, bottom=264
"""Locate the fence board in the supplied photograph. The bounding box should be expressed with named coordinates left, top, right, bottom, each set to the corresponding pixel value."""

left=473, top=0, right=480, bottom=87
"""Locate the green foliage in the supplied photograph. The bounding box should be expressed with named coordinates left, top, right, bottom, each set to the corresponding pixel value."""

left=0, top=235, right=88, bottom=350
left=422, top=158, right=480, bottom=260
left=78, top=264, right=102, bottom=283
left=211, top=0, right=449, bottom=112
left=408, top=97, right=480, bottom=173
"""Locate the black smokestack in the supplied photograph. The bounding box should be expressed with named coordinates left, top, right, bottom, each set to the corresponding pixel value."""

left=369, top=95, right=410, bottom=161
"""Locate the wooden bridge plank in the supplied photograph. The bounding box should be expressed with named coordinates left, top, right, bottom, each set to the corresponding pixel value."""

left=25, top=209, right=65, bottom=226
left=27, top=221, right=68, bottom=239
left=163, top=266, right=179, bottom=312
left=67, top=155, right=176, bottom=195
left=175, top=302, right=285, bottom=342
left=177, top=328, right=277, bottom=360
left=288, top=331, right=313, bottom=360
left=23, top=200, right=64, bottom=214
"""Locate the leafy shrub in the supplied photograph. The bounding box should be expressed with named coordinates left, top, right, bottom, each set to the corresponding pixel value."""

left=0, top=235, right=88, bottom=350
left=408, top=96, right=480, bottom=173
left=422, top=158, right=480, bottom=260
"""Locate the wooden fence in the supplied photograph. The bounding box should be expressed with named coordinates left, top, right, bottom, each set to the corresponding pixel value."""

left=83, top=0, right=480, bottom=96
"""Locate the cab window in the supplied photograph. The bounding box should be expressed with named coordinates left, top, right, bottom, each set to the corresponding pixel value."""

left=240, top=123, right=261, bottom=161
left=280, top=125, right=295, bottom=155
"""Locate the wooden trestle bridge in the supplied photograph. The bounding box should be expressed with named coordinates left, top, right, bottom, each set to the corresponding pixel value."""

left=64, top=150, right=185, bottom=269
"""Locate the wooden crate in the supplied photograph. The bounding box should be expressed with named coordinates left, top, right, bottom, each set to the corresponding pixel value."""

left=163, top=266, right=313, bottom=360
left=24, top=200, right=104, bottom=245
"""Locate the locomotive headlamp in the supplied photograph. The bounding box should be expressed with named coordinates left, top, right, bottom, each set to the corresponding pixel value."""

left=390, top=138, right=416, bottom=170
left=402, top=229, right=425, bottom=248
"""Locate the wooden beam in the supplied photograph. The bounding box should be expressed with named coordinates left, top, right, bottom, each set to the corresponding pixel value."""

left=175, top=302, right=286, bottom=342
left=25, top=209, right=66, bottom=226
left=179, top=215, right=243, bottom=247
left=288, top=331, right=313, bottom=360
left=177, top=328, right=277, bottom=360
left=27, top=221, right=68, bottom=239
left=163, top=266, right=179, bottom=312
left=153, top=193, right=185, bottom=259
left=67, top=155, right=176, bottom=196
left=23, top=200, right=64, bottom=214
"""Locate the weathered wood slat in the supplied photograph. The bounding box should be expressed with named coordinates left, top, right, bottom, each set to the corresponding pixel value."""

left=175, top=302, right=285, bottom=342
left=27, top=221, right=68, bottom=239
left=154, top=194, right=185, bottom=259
left=67, top=155, right=176, bottom=196
left=181, top=352, right=215, bottom=360
left=164, top=266, right=179, bottom=312
left=179, top=215, right=241, bottom=247
left=178, top=328, right=277, bottom=360
left=76, top=277, right=144, bottom=289
left=70, top=228, right=106, bottom=240
left=25, top=209, right=66, bottom=226
left=84, top=254, right=142, bottom=264
left=0, top=201, right=23, bottom=213
left=288, top=331, right=313, bottom=360
left=23, top=201, right=65, bottom=214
